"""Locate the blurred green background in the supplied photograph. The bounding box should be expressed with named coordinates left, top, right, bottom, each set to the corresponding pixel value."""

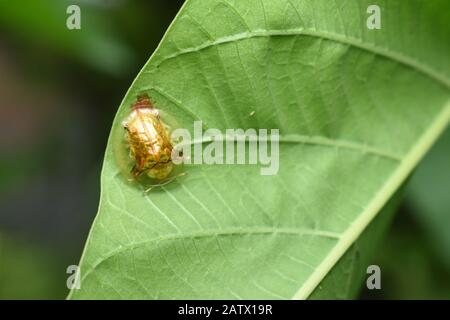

left=0, top=0, right=448, bottom=299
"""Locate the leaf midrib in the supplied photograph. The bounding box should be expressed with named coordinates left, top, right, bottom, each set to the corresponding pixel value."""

left=293, top=99, right=450, bottom=299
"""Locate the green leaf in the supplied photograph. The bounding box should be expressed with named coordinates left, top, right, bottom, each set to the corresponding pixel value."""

left=69, top=0, right=450, bottom=299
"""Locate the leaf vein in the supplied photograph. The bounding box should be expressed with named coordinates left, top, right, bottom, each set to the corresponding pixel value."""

left=152, top=29, right=449, bottom=88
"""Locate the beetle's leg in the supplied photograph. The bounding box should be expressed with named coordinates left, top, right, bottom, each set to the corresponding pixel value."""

left=143, top=172, right=187, bottom=193
left=131, top=164, right=144, bottom=177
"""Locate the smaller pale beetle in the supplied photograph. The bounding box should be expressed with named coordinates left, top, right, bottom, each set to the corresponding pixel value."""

left=122, top=94, right=175, bottom=181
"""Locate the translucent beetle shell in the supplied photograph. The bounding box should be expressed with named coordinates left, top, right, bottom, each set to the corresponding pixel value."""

left=122, top=95, right=174, bottom=180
